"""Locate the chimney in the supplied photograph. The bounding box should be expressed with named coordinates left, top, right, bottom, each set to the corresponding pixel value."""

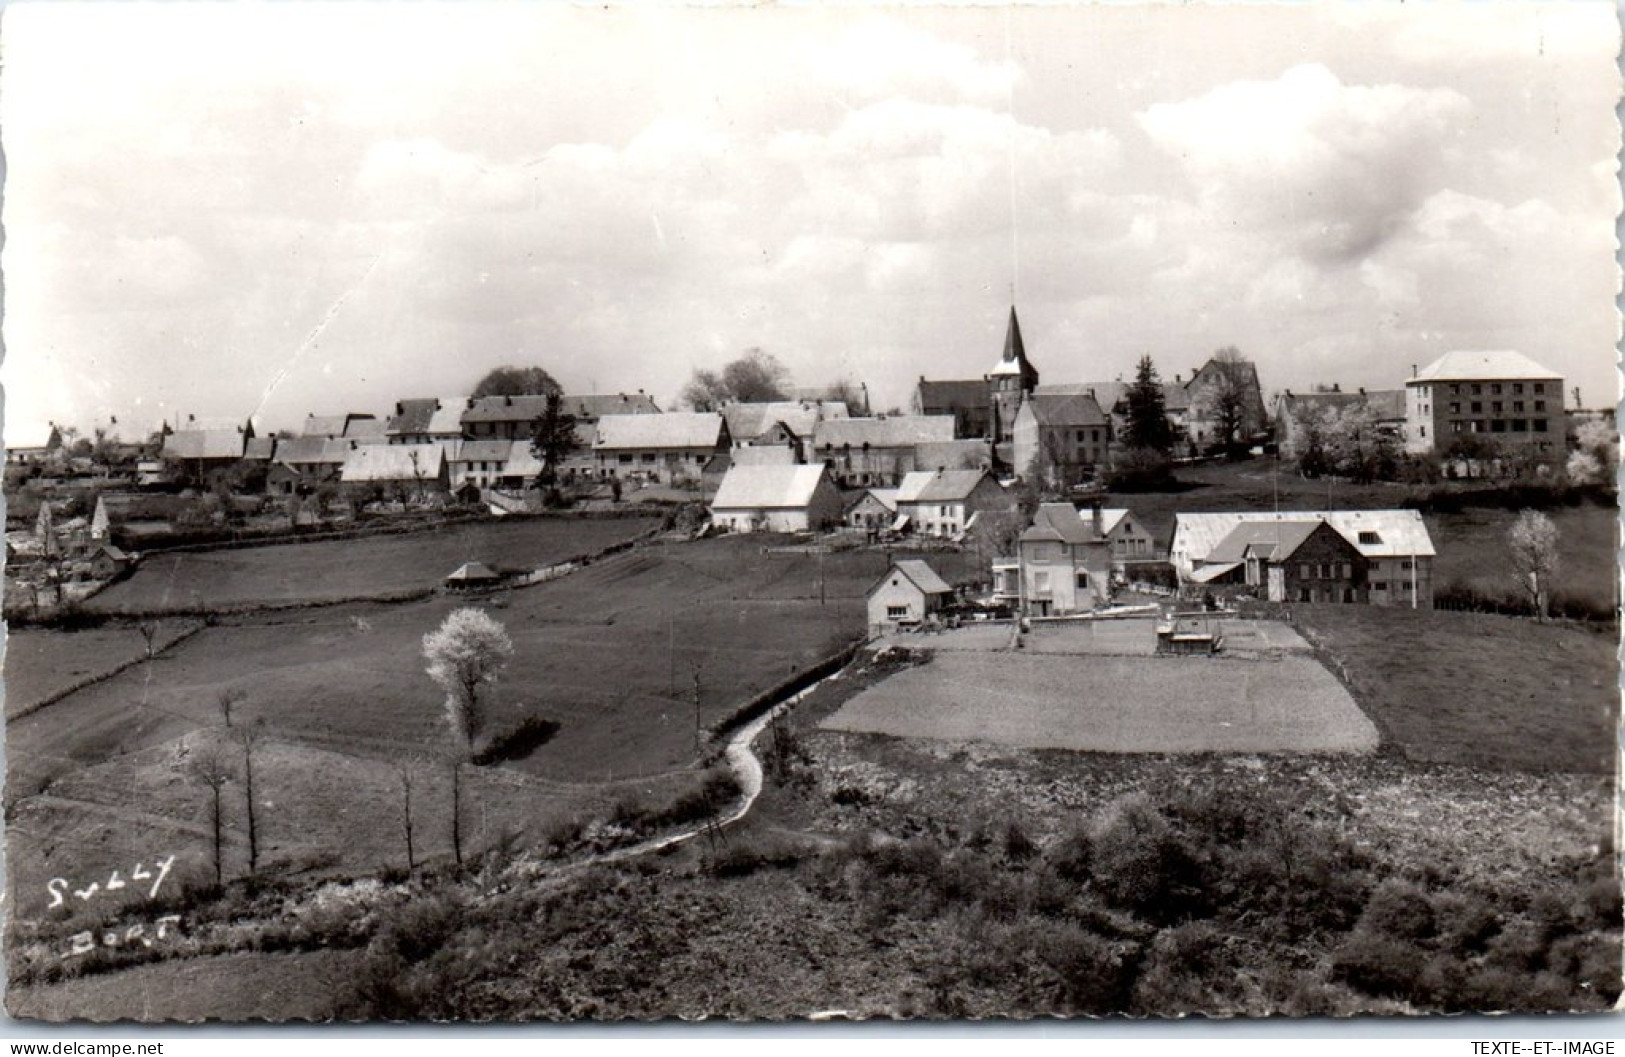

left=1410, top=364, right=1418, bottom=378
left=1332, top=383, right=1341, bottom=393
left=1091, top=498, right=1103, bottom=538
left=1359, top=387, right=1366, bottom=396
left=504, top=396, right=512, bottom=407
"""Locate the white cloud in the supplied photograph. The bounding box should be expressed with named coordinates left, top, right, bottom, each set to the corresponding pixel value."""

left=805, top=17, right=1022, bottom=105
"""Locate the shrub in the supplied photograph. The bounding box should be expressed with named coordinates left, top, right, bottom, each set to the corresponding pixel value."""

left=1331, top=929, right=1425, bottom=1000
left=706, top=831, right=809, bottom=878
left=1358, top=879, right=1437, bottom=942
left=471, top=716, right=560, bottom=766
left=1085, top=793, right=1203, bottom=923
left=1130, top=921, right=1236, bottom=1015
left=1035, top=923, right=1141, bottom=1014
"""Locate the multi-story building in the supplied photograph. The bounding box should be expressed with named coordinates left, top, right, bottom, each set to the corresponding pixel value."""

left=1404, top=351, right=1566, bottom=461
left=991, top=502, right=1113, bottom=616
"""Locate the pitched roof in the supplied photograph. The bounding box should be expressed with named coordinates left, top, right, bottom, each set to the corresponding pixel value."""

left=595, top=412, right=726, bottom=450
left=340, top=444, right=445, bottom=482
left=1411, top=351, right=1563, bottom=383
left=1206, top=520, right=1324, bottom=564
left=989, top=306, right=1037, bottom=380
left=896, top=468, right=998, bottom=504
left=1037, top=381, right=1191, bottom=413
left=1020, top=502, right=1103, bottom=546
left=163, top=428, right=246, bottom=461
left=913, top=440, right=992, bottom=471
left=461, top=395, right=554, bottom=424
left=876, top=559, right=953, bottom=597
left=243, top=437, right=277, bottom=460
left=277, top=437, right=353, bottom=465
left=711, top=464, right=831, bottom=510
left=1278, top=389, right=1407, bottom=423
left=302, top=415, right=352, bottom=438
left=562, top=393, right=661, bottom=419
left=448, top=439, right=513, bottom=463
left=446, top=561, right=500, bottom=582
left=917, top=379, right=991, bottom=411
left=846, top=487, right=899, bottom=513
left=1175, top=510, right=1437, bottom=562
left=813, top=416, right=956, bottom=450
left=501, top=442, right=545, bottom=479
left=344, top=418, right=387, bottom=443
left=387, top=398, right=441, bottom=436
left=1022, top=392, right=1109, bottom=428
left=1097, top=508, right=1135, bottom=536
left=721, top=401, right=841, bottom=442
left=425, top=404, right=466, bottom=436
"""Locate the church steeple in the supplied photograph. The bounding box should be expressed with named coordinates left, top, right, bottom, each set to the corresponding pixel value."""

left=988, top=305, right=1039, bottom=448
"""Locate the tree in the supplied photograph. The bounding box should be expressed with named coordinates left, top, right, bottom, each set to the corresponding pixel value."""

left=217, top=687, right=245, bottom=730
left=1123, top=356, right=1175, bottom=456
left=236, top=723, right=264, bottom=875
left=528, top=392, right=579, bottom=491
left=185, top=740, right=233, bottom=887
left=397, top=758, right=420, bottom=873
left=138, top=620, right=161, bottom=661
left=680, top=349, right=790, bottom=410
left=1567, top=419, right=1618, bottom=487
left=423, top=608, right=513, bottom=866
left=1204, top=347, right=1256, bottom=457
left=1508, top=509, right=1559, bottom=622
left=471, top=366, right=561, bottom=399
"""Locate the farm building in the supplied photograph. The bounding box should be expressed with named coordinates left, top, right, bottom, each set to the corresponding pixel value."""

left=810, top=415, right=957, bottom=487
left=992, top=502, right=1113, bottom=616
left=447, top=439, right=515, bottom=489
left=913, top=378, right=993, bottom=440
left=445, top=561, right=501, bottom=590
left=866, top=559, right=953, bottom=633
left=845, top=487, right=899, bottom=531
left=161, top=423, right=251, bottom=473
left=339, top=444, right=450, bottom=498
left=1274, top=388, right=1406, bottom=460
left=722, top=400, right=847, bottom=449
left=894, top=468, right=1015, bottom=539
left=275, top=437, right=353, bottom=479
left=594, top=412, right=730, bottom=484
left=90, top=493, right=198, bottom=541
left=301, top=413, right=377, bottom=440
left=710, top=464, right=843, bottom=533
left=1171, top=510, right=1436, bottom=608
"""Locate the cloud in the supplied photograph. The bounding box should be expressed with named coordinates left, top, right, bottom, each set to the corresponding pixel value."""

left=1139, top=64, right=1470, bottom=261
left=805, top=17, right=1023, bottom=105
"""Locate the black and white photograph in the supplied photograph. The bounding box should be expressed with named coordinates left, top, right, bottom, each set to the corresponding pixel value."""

left=0, top=1, right=1619, bottom=1025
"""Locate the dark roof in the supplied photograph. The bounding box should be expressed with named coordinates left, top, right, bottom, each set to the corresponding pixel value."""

left=917, top=379, right=990, bottom=411
left=1023, top=392, right=1108, bottom=428
left=462, top=395, right=552, bottom=424
left=873, top=559, right=952, bottom=598
left=562, top=393, right=660, bottom=419
left=1019, top=502, right=1102, bottom=546
left=1206, top=520, right=1323, bottom=564
left=387, top=398, right=440, bottom=436
left=1038, top=381, right=1190, bottom=414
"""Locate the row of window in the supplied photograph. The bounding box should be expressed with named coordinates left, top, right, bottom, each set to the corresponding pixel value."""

left=1446, top=382, right=1547, bottom=397
left=1299, top=562, right=1353, bottom=580
left=1448, top=401, right=1546, bottom=415
left=1448, top=420, right=1549, bottom=434
left=612, top=452, right=709, bottom=464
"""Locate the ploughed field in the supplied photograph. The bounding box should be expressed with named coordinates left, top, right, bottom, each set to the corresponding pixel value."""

left=84, top=516, right=661, bottom=612
left=4, top=534, right=892, bottom=931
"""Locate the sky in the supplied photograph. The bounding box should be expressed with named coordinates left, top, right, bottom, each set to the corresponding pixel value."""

left=2, top=2, right=1619, bottom=444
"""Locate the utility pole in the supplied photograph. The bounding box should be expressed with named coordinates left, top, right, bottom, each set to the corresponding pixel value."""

left=691, top=661, right=703, bottom=752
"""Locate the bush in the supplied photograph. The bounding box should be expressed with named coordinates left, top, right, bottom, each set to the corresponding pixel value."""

left=471, top=716, right=560, bottom=766
left=1130, top=921, right=1236, bottom=1014
left=706, top=831, right=810, bottom=878
left=1035, top=923, right=1141, bottom=1014
left=1331, top=929, right=1426, bottom=1000
left=1085, top=793, right=1203, bottom=923
left=1358, top=879, right=1437, bottom=942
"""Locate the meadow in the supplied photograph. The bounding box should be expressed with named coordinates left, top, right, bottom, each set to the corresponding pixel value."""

left=85, top=516, right=661, bottom=613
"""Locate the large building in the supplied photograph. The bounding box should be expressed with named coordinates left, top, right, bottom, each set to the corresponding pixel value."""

left=991, top=502, right=1114, bottom=616
left=989, top=306, right=1040, bottom=450
left=1404, top=351, right=1565, bottom=462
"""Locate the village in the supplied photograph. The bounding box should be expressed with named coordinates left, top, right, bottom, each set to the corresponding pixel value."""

left=4, top=305, right=1619, bottom=1021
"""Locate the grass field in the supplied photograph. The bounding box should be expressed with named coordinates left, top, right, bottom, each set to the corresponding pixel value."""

left=1290, top=605, right=1617, bottom=773
left=1428, top=503, right=1617, bottom=613
left=5, top=535, right=899, bottom=925
left=85, top=516, right=661, bottom=613
left=821, top=647, right=1377, bottom=753
left=3, top=620, right=200, bottom=719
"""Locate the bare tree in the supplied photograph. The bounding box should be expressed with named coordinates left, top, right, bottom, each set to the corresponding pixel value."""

left=236, top=723, right=264, bottom=875
left=1508, top=510, right=1560, bottom=622
left=186, top=740, right=234, bottom=887
left=216, top=687, right=245, bottom=730
left=398, top=759, right=419, bottom=872
left=1203, top=347, right=1256, bottom=457
left=138, top=620, right=161, bottom=661
left=423, top=608, right=513, bottom=865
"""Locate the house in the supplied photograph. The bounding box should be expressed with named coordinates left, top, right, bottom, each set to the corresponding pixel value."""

left=242, top=436, right=277, bottom=462
left=845, top=487, right=899, bottom=532
left=301, top=413, right=377, bottom=440
left=1035, top=381, right=1192, bottom=456
left=339, top=443, right=450, bottom=498
left=594, top=412, right=730, bottom=484
left=445, top=561, right=501, bottom=591
left=1274, top=388, right=1407, bottom=460
left=1404, top=351, right=1566, bottom=462
left=913, top=378, right=992, bottom=440
left=1011, top=391, right=1112, bottom=486
left=991, top=503, right=1113, bottom=616
left=721, top=401, right=846, bottom=449
left=90, top=493, right=197, bottom=542
left=162, top=423, right=251, bottom=473
left=447, top=439, right=514, bottom=489
left=866, top=559, right=954, bottom=633
left=1171, top=510, right=1436, bottom=608
left=88, top=544, right=132, bottom=580
left=386, top=399, right=469, bottom=446
left=1182, top=355, right=1270, bottom=452
left=709, top=464, right=844, bottom=534
left=894, top=468, right=1015, bottom=538
left=274, top=437, right=353, bottom=479
left=810, top=416, right=957, bottom=488
left=1097, top=507, right=1158, bottom=570
left=461, top=395, right=554, bottom=441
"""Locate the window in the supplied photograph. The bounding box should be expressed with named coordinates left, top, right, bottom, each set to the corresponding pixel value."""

left=1451, top=422, right=1464, bottom=433
left=1491, top=383, right=1502, bottom=395
left=1491, top=420, right=1506, bottom=433
left=1372, top=581, right=1387, bottom=592
left=1299, top=563, right=1310, bottom=579
left=1420, top=426, right=1427, bottom=438
left=1400, top=560, right=1413, bottom=571
left=1471, top=402, right=1483, bottom=413
left=1534, top=419, right=1548, bottom=432
left=1449, top=384, right=1461, bottom=396
left=1534, top=383, right=1546, bottom=395
left=1472, top=384, right=1482, bottom=395
left=1076, top=572, right=1089, bottom=589
left=1492, top=402, right=1503, bottom=413
left=1340, top=563, right=1352, bottom=579
left=1514, top=401, right=1525, bottom=412
left=1514, top=383, right=1525, bottom=395
left=618, top=454, right=633, bottom=464
left=1512, top=420, right=1527, bottom=432
left=1299, top=588, right=1312, bottom=603
left=886, top=605, right=909, bottom=619
left=1535, top=400, right=1546, bottom=411
left=1449, top=402, right=1461, bottom=414
left=1359, top=530, right=1381, bottom=544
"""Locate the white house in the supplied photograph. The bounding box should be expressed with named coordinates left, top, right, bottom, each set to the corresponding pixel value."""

left=894, top=468, right=1015, bottom=538
left=866, top=559, right=953, bottom=633
left=710, top=464, right=844, bottom=533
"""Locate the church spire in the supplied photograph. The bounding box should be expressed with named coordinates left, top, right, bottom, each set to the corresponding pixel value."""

left=1002, top=304, right=1027, bottom=367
